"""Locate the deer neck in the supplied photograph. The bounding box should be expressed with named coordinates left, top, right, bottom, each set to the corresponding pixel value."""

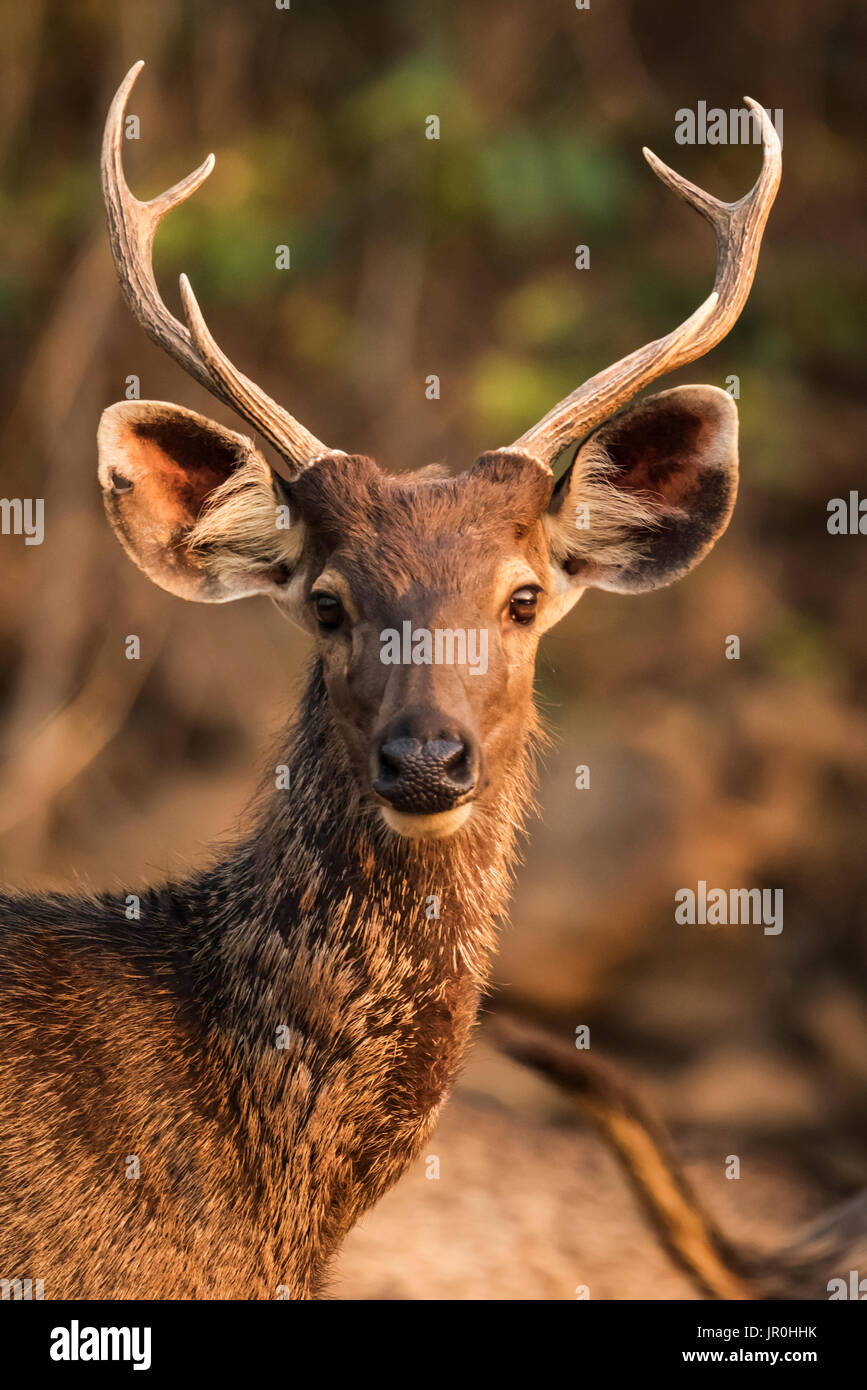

left=220, top=658, right=533, bottom=974
left=193, top=660, right=535, bottom=1283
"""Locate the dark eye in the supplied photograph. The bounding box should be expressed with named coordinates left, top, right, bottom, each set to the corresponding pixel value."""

left=312, top=592, right=343, bottom=630
left=509, top=586, right=539, bottom=626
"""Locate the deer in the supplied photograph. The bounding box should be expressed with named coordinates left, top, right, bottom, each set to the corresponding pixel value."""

left=3, top=61, right=858, bottom=1302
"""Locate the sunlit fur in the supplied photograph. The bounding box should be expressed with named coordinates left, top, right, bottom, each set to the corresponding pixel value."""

left=0, top=387, right=742, bottom=1297
left=0, top=665, right=541, bottom=1297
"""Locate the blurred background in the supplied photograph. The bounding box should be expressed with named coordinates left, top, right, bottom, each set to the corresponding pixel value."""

left=1, top=0, right=865, bottom=1297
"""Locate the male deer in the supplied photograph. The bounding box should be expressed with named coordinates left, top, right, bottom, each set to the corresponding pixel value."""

left=0, top=63, right=811, bottom=1300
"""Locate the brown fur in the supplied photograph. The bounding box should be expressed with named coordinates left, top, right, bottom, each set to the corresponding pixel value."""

left=0, top=388, right=742, bottom=1299
left=0, top=668, right=536, bottom=1298
left=0, top=73, right=785, bottom=1297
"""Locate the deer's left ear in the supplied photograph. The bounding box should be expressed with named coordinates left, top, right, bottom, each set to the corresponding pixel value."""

left=544, top=385, right=738, bottom=596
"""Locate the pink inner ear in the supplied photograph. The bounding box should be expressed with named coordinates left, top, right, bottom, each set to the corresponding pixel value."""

left=604, top=408, right=705, bottom=505
left=128, top=423, right=236, bottom=529
left=98, top=400, right=283, bottom=603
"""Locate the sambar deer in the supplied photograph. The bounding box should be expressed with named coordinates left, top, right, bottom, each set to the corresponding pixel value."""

left=6, top=63, right=857, bottom=1301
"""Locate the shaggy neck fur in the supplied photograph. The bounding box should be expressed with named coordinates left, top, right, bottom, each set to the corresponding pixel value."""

left=0, top=664, right=540, bottom=1299
left=180, top=659, right=539, bottom=1295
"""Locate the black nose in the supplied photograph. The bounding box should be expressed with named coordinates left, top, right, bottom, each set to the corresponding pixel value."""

left=373, top=715, right=479, bottom=814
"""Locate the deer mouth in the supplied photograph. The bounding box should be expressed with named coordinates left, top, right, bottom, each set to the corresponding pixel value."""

left=380, top=804, right=474, bottom=840
left=370, top=720, right=480, bottom=838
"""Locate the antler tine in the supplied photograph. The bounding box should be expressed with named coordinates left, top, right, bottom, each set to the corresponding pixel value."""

left=102, top=62, right=212, bottom=388
left=511, top=97, right=781, bottom=464
left=178, top=274, right=330, bottom=466
left=102, top=61, right=330, bottom=473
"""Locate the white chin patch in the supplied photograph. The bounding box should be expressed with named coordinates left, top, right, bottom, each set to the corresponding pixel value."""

left=381, top=804, right=473, bottom=840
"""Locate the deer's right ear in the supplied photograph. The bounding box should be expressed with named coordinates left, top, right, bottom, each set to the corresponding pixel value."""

left=97, top=401, right=302, bottom=602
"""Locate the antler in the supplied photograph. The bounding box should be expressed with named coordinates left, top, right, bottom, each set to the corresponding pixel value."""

left=102, top=60, right=329, bottom=473
left=511, top=98, right=782, bottom=464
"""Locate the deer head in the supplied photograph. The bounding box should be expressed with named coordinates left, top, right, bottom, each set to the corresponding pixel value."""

left=97, top=63, right=780, bottom=841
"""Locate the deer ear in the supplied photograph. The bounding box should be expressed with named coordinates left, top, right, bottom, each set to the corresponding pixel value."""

left=544, top=385, right=738, bottom=595
left=97, top=401, right=300, bottom=601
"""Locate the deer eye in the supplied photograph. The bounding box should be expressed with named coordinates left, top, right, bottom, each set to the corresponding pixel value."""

left=509, top=586, right=540, bottom=626
left=311, top=592, right=344, bottom=630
